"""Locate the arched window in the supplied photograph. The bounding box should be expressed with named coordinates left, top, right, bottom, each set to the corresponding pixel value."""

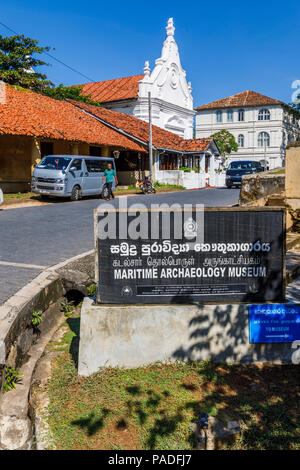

left=216, top=110, right=222, bottom=123
left=227, top=109, right=233, bottom=122
left=238, top=109, right=245, bottom=121
left=258, top=109, right=270, bottom=121
left=238, top=134, right=244, bottom=147
left=258, top=132, right=270, bottom=147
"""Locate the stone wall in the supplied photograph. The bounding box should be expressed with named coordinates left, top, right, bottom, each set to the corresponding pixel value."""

left=286, top=143, right=300, bottom=232
left=239, top=172, right=285, bottom=206
left=0, top=251, right=94, bottom=391
left=78, top=299, right=295, bottom=375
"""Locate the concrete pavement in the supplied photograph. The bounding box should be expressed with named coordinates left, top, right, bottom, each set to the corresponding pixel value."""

left=0, top=188, right=239, bottom=305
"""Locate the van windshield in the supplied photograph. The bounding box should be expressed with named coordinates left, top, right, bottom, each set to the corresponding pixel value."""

left=37, top=156, right=71, bottom=170
left=228, top=162, right=252, bottom=170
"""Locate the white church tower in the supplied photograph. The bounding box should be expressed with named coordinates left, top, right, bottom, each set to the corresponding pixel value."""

left=86, top=18, right=195, bottom=139
left=133, top=18, right=195, bottom=139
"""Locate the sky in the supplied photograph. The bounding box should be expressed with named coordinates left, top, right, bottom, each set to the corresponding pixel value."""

left=1, top=0, right=300, bottom=107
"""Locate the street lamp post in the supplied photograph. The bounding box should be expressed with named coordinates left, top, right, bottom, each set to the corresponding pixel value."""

left=148, top=91, right=153, bottom=181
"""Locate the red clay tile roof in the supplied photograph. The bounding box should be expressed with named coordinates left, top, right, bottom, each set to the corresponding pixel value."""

left=0, top=85, right=145, bottom=152
left=69, top=100, right=214, bottom=153
left=0, top=85, right=216, bottom=155
left=179, top=139, right=214, bottom=152
left=76, top=75, right=144, bottom=103
left=195, top=90, right=284, bottom=111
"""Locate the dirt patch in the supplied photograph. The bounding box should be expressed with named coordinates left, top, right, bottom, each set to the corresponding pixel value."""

left=2, top=200, right=50, bottom=210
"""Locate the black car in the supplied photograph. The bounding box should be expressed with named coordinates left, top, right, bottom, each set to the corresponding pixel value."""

left=225, top=161, right=264, bottom=188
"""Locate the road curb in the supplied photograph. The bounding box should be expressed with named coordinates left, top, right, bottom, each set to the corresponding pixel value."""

left=0, top=249, right=93, bottom=377
left=0, top=249, right=94, bottom=449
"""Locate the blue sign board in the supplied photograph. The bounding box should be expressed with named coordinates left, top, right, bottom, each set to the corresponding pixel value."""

left=249, top=304, right=300, bottom=343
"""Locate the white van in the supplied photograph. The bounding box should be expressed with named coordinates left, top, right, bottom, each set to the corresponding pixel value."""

left=31, top=155, right=116, bottom=201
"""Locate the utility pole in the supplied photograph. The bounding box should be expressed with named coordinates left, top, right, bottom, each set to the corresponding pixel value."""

left=148, top=91, right=153, bottom=181
left=264, top=138, right=267, bottom=170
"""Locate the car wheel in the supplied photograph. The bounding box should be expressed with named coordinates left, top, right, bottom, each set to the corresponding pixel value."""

left=71, top=186, right=81, bottom=201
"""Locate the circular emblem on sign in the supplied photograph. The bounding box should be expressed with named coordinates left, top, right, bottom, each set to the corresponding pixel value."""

left=184, top=217, right=197, bottom=238
left=121, top=286, right=133, bottom=297
left=248, top=281, right=260, bottom=294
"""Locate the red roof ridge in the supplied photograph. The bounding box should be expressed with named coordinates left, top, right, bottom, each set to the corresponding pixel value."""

left=195, top=90, right=285, bottom=111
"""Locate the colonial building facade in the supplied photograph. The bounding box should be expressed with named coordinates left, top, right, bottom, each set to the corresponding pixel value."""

left=195, top=90, right=300, bottom=169
left=78, top=18, right=194, bottom=139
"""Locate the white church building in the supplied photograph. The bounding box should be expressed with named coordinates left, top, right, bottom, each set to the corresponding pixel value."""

left=79, top=18, right=194, bottom=140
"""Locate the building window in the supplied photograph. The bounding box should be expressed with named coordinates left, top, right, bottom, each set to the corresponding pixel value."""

left=40, top=142, right=53, bottom=158
left=258, top=109, right=271, bottom=121
left=258, top=132, right=270, bottom=147
left=238, top=109, right=245, bottom=121
left=238, top=134, right=244, bottom=147
left=227, top=110, right=233, bottom=122
left=216, top=110, right=222, bottom=123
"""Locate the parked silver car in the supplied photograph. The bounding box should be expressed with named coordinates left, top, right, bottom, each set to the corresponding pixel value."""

left=31, top=155, right=116, bottom=200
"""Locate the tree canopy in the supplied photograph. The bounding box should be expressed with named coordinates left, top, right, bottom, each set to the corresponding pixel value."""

left=43, top=84, right=101, bottom=107
left=0, top=34, right=101, bottom=106
left=0, top=34, right=53, bottom=92
left=210, top=129, right=238, bottom=158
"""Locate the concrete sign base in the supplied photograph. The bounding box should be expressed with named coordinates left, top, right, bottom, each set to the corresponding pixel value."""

left=78, top=297, right=294, bottom=376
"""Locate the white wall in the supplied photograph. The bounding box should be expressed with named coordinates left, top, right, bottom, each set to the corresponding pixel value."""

left=154, top=150, right=226, bottom=188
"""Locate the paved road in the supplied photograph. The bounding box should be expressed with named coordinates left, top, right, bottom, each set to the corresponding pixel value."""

left=0, top=188, right=239, bottom=304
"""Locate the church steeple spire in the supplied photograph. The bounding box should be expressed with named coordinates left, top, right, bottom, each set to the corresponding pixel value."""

left=166, top=17, right=175, bottom=37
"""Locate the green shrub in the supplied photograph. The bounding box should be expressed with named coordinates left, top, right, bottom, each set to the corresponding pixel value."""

left=3, top=366, right=23, bottom=392
left=60, top=299, right=75, bottom=318
left=32, top=310, right=43, bottom=328
left=87, top=284, right=96, bottom=297
left=179, top=166, right=191, bottom=173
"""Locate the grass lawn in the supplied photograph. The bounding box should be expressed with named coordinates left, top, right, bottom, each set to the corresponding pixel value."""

left=44, top=314, right=300, bottom=451
left=267, top=169, right=285, bottom=175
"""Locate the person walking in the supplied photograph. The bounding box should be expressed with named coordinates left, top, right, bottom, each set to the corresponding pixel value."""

left=102, top=163, right=118, bottom=201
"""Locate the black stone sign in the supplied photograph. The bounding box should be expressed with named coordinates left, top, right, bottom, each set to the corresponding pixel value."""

left=95, top=207, right=285, bottom=304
